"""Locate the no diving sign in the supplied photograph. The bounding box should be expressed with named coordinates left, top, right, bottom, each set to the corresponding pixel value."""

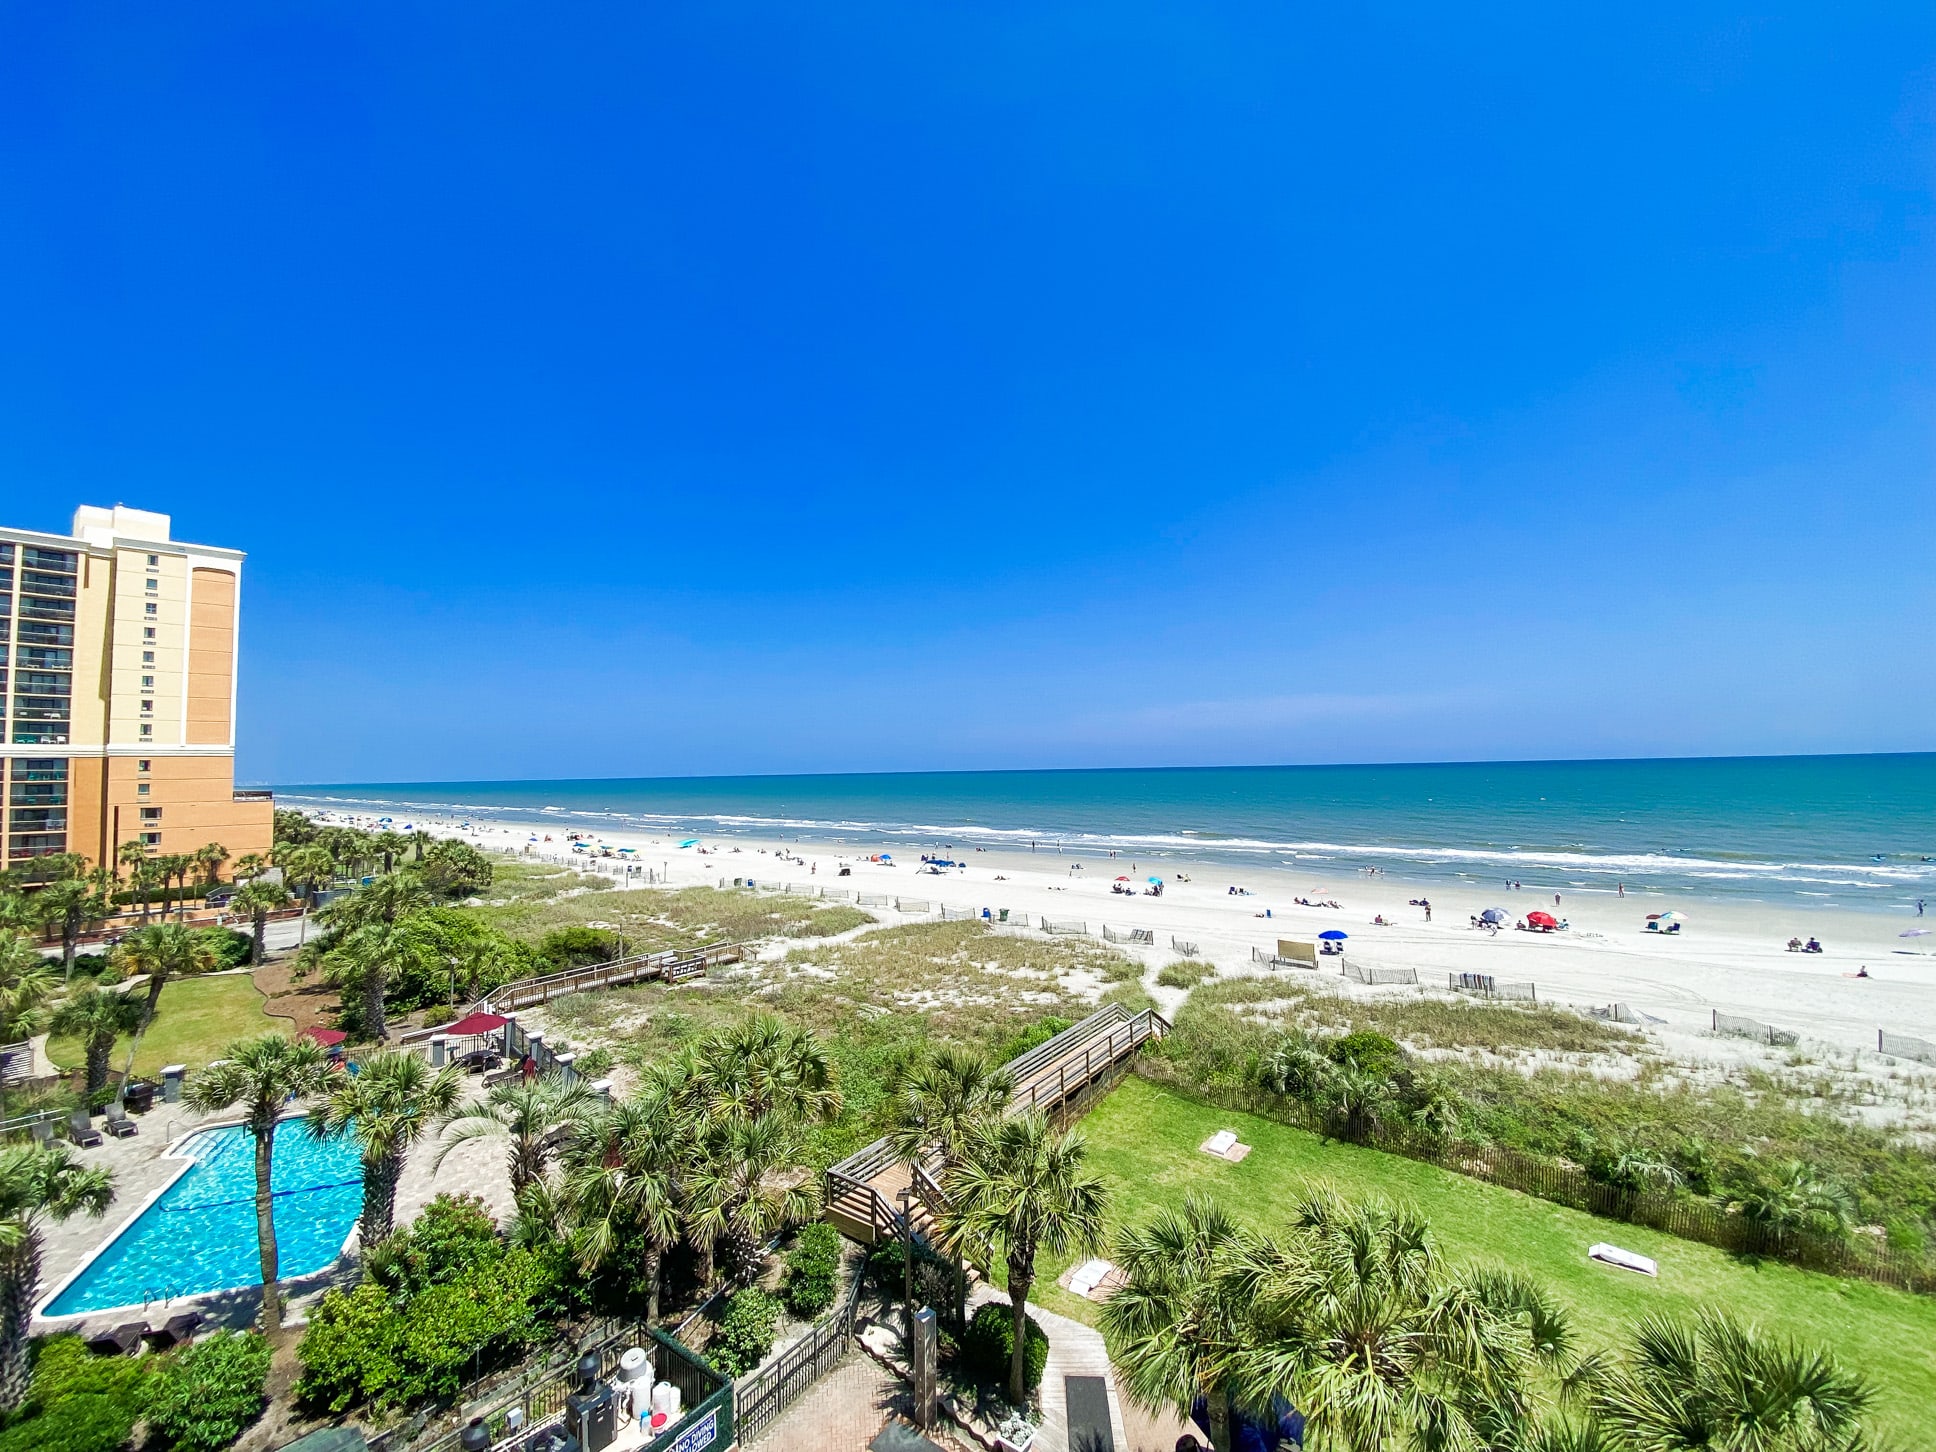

left=668, top=1408, right=718, bottom=1452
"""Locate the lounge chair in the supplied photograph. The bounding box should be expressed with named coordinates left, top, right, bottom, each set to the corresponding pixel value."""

left=104, top=1108, right=139, bottom=1139
left=146, top=1312, right=204, bottom=1350
left=86, top=1322, right=147, bottom=1356
left=68, top=1110, right=103, bottom=1149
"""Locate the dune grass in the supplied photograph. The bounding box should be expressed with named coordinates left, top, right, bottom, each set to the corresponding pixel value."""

left=1035, top=1074, right=1936, bottom=1443
left=46, top=974, right=280, bottom=1080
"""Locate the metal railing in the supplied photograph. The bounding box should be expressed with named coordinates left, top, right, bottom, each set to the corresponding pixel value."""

left=734, top=1260, right=868, bottom=1440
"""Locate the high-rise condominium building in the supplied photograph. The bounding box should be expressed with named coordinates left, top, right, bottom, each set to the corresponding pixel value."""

left=1, top=504, right=272, bottom=874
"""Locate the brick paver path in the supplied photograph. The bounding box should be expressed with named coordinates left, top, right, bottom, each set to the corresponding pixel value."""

left=747, top=1352, right=968, bottom=1452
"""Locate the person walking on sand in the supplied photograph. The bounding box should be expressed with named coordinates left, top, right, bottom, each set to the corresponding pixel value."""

left=1554, top=893, right=1562, bottom=908
left=1617, top=882, right=1624, bottom=897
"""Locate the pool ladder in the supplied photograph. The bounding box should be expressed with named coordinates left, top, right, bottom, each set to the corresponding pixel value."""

left=142, top=1285, right=187, bottom=1309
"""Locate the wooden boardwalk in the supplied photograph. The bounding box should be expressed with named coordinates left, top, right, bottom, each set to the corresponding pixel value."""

left=825, top=1003, right=1169, bottom=1246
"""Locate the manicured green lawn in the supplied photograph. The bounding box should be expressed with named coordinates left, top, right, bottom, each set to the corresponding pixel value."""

left=1038, top=1075, right=1936, bottom=1444
left=47, top=973, right=281, bottom=1079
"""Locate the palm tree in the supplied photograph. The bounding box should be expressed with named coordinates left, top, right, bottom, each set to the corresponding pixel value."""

left=184, top=1033, right=334, bottom=1340
left=1591, top=1309, right=1873, bottom=1451
left=435, top=1072, right=598, bottom=1195
left=559, top=1087, right=691, bottom=1321
left=309, top=1050, right=465, bottom=1247
left=886, top=1045, right=1013, bottom=1173
left=410, top=829, right=434, bottom=863
left=374, top=832, right=407, bottom=875
left=116, top=921, right=222, bottom=1024
left=0, top=1143, right=114, bottom=1411
left=887, top=1045, right=1012, bottom=1327
left=1216, top=1192, right=1561, bottom=1450
left=230, top=879, right=292, bottom=966
left=32, top=875, right=109, bottom=983
left=49, top=987, right=145, bottom=1096
left=1725, top=1160, right=1858, bottom=1246
left=0, top=935, right=55, bottom=1044
left=1101, top=1195, right=1255, bottom=1452
left=195, top=842, right=230, bottom=887
left=130, top=857, right=162, bottom=924
left=686, top=1110, right=822, bottom=1288
left=321, top=870, right=431, bottom=933
left=232, top=852, right=270, bottom=881
left=323, top=915, right=442, bottom=1041
left=676, top=1013, right=842, bottom=1128
left=941, top=1111, right=1108, bottom=1405
left=276, top=844, right=336, bottom=907
left=115, top=837, right=148, bottom=882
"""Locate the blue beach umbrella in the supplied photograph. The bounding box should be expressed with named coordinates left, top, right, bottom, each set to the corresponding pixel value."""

left=1319, top=930, right=1348, bottom=941
left=1147, top=876, right=1163, bottom=883
left=678, top=838, right=700, bottom=848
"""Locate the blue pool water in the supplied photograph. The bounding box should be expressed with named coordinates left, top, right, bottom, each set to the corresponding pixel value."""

left=45, top=1120, right=364, bottom=1317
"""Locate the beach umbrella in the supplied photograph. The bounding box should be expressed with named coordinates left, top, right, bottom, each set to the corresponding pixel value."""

left=1147, top=876, right=1163, bottom=884
left=1480, top=907, right=1508, bottom=923
left=678, top=839, right=700, bottom=848
left=1654, top=910, right=1686, bottom=922
left=1319, top=929, right=1348, bottom=941
left=1115, top=875, right=1132, bottom=881
left=1527, top=911, right=1558, bottom=927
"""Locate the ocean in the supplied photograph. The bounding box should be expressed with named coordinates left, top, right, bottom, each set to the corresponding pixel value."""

left=280, top=754, right=1936, bottom=916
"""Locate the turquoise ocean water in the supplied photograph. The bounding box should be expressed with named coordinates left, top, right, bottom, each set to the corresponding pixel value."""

left=283, top=754, right=1936, bottom=915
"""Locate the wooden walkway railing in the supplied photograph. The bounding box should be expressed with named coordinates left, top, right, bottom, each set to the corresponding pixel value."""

left=824, top=1002, right=1169, bottom=1245
left=396, top=940, right=750, bottom=1047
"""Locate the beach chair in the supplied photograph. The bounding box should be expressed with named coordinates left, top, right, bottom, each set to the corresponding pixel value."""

left=104, top=1106, right=139, bottom=1139
left=85, top=1322, right=148, bottom=1356
left=146, top=1312, right=204, bottom=1350
left=67, top=1110, right=103, bottom=1149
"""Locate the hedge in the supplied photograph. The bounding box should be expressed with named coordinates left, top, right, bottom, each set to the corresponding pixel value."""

left=960, top=1301, right=1048, bottom=1394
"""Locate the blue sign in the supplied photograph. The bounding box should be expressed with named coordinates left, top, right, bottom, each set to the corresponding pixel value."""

left=669, top=1408, right=718, bottom=1452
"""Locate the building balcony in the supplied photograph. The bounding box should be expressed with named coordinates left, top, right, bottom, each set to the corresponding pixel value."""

left=233, top=790, right=274, bottom=802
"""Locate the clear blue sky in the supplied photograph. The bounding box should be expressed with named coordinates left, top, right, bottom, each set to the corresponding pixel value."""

left=2, top=4, right=1931, bottom=785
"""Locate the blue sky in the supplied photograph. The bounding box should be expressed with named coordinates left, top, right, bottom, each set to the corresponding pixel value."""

left=1, top=4, right=1931, bottom=785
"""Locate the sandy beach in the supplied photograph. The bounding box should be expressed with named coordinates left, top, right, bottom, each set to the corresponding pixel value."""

left=304, top=805, right=1936, bottom=1059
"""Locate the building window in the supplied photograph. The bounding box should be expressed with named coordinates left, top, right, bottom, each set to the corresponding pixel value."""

left=137, top=782, right=150, bottom=797
left=143, top=627, right=155, bottom=640
left=137, top=759, right=150, bottom=772
left=145, top=578, right=158, bottom=594
left=142, top=650, right=154, bottom=664
left=144, top=602, right=157, bottom=616
left=140, top=700, right=153, bottom=714
left=146, top=554, right=159, bottom=567
left=139, top=724, right=152, bottom=738
left=140, top=831, right=161, bottom=847
left=139, top=807, right=162, bottom=822
left=141, top=675, right=154, bottom=688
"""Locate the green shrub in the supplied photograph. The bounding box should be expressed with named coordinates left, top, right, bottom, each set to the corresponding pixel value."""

left=706, top=1289, right=782, bottom=1377
left=960, top=1301, right=1048, bottom=1393
left=0, top=1335, right=150, bottom=1452
left=574, top=1047, right=615, bottom=1077
left=201, top=928, right=255, bottom=971
left=537, top=925, right=616, bottom=969
left=783, top=1222, right=842, bottom=1317
left=365, top=1192, right=500, bottom=1297
left=1328, top=1029, right=1404, bottom=1078
left=299, top=1229, right=548, bottom=1411
left=1156, top=959, right=1212, bottom=988
left=146, top=1331, right=273, bottom=1452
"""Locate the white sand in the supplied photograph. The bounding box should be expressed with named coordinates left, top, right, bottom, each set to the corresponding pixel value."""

left=308, top=808, right=1936, bottom=1058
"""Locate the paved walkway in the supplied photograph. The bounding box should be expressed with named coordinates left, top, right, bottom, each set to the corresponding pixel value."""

left=747, top=1352, right=968, bottom=1452
left=967, top=1286, right=1129, bottom=1452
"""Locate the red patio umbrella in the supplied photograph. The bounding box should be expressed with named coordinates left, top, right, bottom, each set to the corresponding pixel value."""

left=445, top=1011, right=509, bottom=1038
left=300, top=1026, right=348, bottom=1047
left=1527, top=911, right=1558, bottom=928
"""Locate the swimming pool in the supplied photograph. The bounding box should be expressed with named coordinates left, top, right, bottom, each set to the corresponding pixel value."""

left=43, top=1119, right=365, bottom=1318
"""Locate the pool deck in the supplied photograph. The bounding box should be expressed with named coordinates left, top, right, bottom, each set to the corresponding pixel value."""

left=33, top=1076, right=517, bottom=1336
